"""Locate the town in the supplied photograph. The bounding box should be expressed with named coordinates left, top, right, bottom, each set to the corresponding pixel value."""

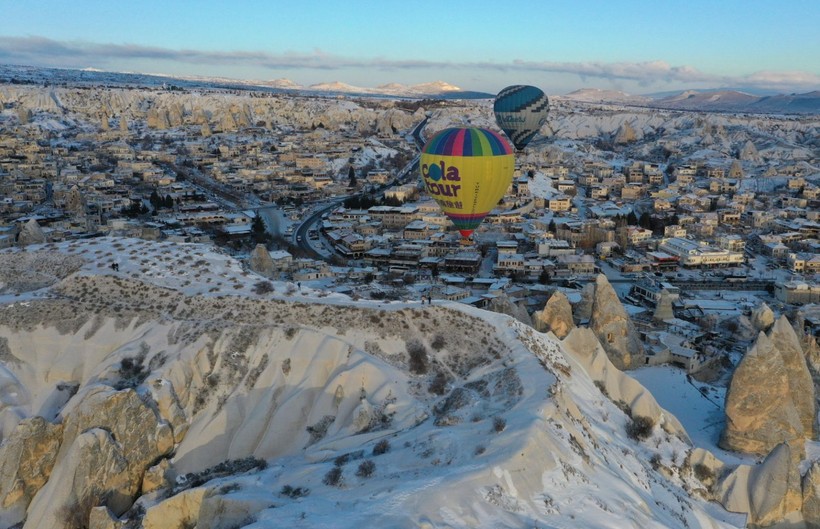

left=1, top=77, right=818, bottom=381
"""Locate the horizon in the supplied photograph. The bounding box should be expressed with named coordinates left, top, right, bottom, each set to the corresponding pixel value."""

left=1, top=0, right=819, bottom=95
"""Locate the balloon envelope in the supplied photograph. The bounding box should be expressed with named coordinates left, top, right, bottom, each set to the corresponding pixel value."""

left=493, top=85, right=549, bottom=151
left=420, top=127, right=514, bottom=238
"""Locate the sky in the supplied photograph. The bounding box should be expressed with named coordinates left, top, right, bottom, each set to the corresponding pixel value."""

left=1, top=0, right=819, bottom=95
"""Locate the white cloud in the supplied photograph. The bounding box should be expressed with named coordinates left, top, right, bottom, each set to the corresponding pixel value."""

left=0, top=36, right=817, bottom=93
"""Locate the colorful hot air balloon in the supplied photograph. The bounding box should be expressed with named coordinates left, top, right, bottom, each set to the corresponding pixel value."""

left=420, top=127, right=514, bottom=238
left=493, top=85, right=550, bottom=151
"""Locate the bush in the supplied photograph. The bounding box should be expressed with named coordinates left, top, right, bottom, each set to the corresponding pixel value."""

left=492, top=416, right=506, bottom=433
left=428, top=371, right=449, bottom=395
left=280, top=485, right=310, bottom=498
left=253, top=280, right=274, bottom=295
left=356, top=460, right=375, bottom=478
left=372, top=439, right=390, bottom=456
left=406, top=339, right=428, bottom=374
left=626, top=415, right=655, bottom=441
left=693, top=463, right=715, bottom=482
left=430, top=334, right=446, bottom=351
left=323, top=467, right=343, bottom=487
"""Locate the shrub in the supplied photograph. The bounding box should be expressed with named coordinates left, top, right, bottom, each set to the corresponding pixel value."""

left=253, top=281, right=274, bottom=295
left=626, top=415, right=655, bottom=441
left=492, top=416, right=506, bottom=433
left=428, top=371, right=449, bottom=395
left=430, top=334, right=446, bottom=351
left=693, top=463, right=715, bottom=482
left=323, top=467, right=343, bottom=487
left=372, top=439, right=390, bottom=456
left=649, top=453, right=662, bottom=470
left=406, top=339, right=428, bottom=374
left=280, top=485, right=310, bottom=498
left=356, top=460, right=375, bottom=478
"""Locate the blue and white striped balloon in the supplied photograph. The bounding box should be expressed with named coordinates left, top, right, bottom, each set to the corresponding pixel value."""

left=493, top=85, right=550, bottom=151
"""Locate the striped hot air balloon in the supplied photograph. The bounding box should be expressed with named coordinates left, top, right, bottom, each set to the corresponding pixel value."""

left=493, top=85, right=550, bottom=151
left=420, top=127, right=514, bottom=238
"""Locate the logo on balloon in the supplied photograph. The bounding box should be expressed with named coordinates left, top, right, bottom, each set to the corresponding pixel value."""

left=421, top=161, right=460, bottom=183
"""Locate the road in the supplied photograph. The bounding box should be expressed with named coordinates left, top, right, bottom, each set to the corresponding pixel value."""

left=292, top=118, right=427, bottom=259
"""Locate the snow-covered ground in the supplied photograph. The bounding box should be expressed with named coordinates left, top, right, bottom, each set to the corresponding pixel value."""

left=0, top=236, right=752, bottom=529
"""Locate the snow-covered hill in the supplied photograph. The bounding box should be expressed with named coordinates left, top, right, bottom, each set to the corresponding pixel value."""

left=0, top=237, right=747, bottom=529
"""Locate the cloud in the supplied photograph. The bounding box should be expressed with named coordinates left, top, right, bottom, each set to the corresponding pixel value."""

left=0, top=36, right=817, bottom=92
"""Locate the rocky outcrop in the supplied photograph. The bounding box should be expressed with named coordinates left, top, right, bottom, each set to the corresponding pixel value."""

left=751, top=302, right=775, bottom=332
left=589, top=274, right=644, bottom=369
left=653, top=289, right=674, bottom=321
left=142, top=459, right=173, bottom=494
left=0, top=417, right=63, bottom=528
left=747, top=441, right=804, bottom=527
left=66, top=185, right=87, bottom=217
left=613, top=122, right=637, bottom=144
left=89, top=506, right=124, bottom=529
left=770, top=317, right=815, bottom=438
left=728, top=159, right=744, bottom=178
left=142, top=487, right=209, bottom=529
left=716, top=441, right=805, bottom=528
left=534, top=291, right=575, bottom=338
left=574, top=283, right=595, bottom=323
left=248, top=244, right=275, bottom=277
left=740, top=140, right=760, bottom=162
left=18, top=218, right=47, bottom=246
left=722, top=317, right=815, bottom=454
left=23, top=428, right=132, bottom=529
left=803, top=460, right=820, bottom=528
left=487, top=294, right=532, bottom=326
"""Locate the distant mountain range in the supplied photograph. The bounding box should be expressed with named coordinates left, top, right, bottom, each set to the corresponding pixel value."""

left=563, top=87, right=820, bottom=114
left=1, top=64, right=817, bottom=113
left=0, top=64, right=493, bottom=99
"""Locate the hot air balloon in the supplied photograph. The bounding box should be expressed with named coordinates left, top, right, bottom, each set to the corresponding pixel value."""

left=493, top=85, right=549, bottom=151
left=420, top=127, right=514, bottom=238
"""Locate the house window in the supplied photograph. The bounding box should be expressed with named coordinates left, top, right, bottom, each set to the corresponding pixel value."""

left=607, top=332, right=614, bottom=343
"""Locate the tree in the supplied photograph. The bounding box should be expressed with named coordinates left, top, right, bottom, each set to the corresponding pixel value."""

left=149, top=190, right=162, bottom=210
left=538, top=267, right=552, bottom=284
left=627, top=210, right=638, bottom=226
left=251, top=215, right=269, bottom=244
left=348, top=165, right=357, bottom=188
left=548, top=219, right=557, bottom=233
left=639, top=212, right=652, bottom=230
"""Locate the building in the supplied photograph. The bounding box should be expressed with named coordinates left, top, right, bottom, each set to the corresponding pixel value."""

left=658, top=237, right=744, bottom=268
left=774, top=281, right=820, bottom=304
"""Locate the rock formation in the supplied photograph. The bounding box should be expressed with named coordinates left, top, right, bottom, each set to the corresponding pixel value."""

left=751, top=302, right=775, bottom=332
left=534, top=291, right=575, bottom=338
left=66, top=185, right=87, bottom=217
left=17, top=218, right=47, bottom=246
left=249, top=244, right=275, bottom=277
left=0, top=417, right=63, bottom=527
left=24, top=428, right=132, bottom=529
left=740, top=140, right=760, bottom=161
left=487, top=294, right=532, bottom=326
left=728, top=159, right=743, bottom=178
left=574, top=283, right=595, bottom=323
left=653, top=289, right=674, bottom=321
left=589, top=274, right=644, bottom=369
left=722, top=316, right=815, bottom=454
left=803, top=460, right=820, bottom=527
left=119, top=116, right=128, bottom=134
left=613, top=121, right=637, bottom=144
